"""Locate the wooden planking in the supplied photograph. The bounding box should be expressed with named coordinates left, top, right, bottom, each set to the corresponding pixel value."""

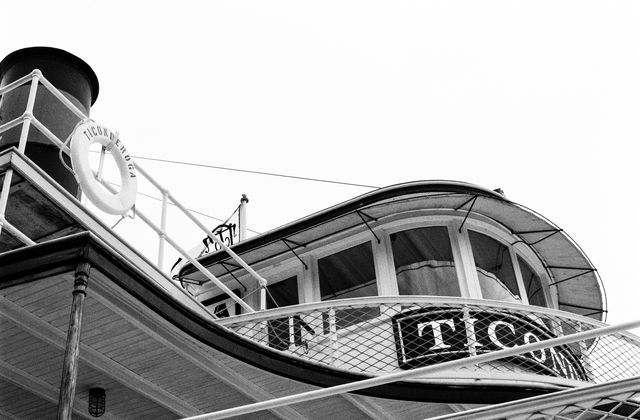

left=85, top=278, right=303, bottom=418
left=3, top=335, right=56, bottom=369
left=14, top=279, right=69, bottom=306
left=74, top=381, right=176, bottom=420
left=0, top=378, right=57, bottom=419
left=5, top=182, right=79, bottom=241
left=82, top=288, right=278, bottom=418
left=1, top=327, right=65, bottom=386
left=3, top=268, right=417, bottom=419
left=297, top=395, right=374, bottom=420
left=1, top=294, right=203, bottom=417
left=79, top=313, right=123, bottom=344
left=369, top=396, right=456, bottom=419
left=2, top=274, right=65, bottom=300
left=233, top=411, right=283, bottom=420
left=122, top=346, right=170, bottom=372
left=0, top=360, right=109, bottom=420
left=91, top=328, right=143, bottom=353
left=75, top=295, right=251, bottom=410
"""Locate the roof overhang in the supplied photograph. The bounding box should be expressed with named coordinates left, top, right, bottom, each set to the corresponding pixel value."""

left=180, top=180, right=606, bottom=322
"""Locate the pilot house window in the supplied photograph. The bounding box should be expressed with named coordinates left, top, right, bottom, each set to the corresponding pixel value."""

left=319, top=242, right=377, bottom=300
left=468, top=230, right=520, bottom=302
left=319, top=242, right=378, bottom=331
left=518, top=256, right=547, bottom=307
left=266, top=276, right=302, bottom=351
left=391, top=226, right=461, bottom=297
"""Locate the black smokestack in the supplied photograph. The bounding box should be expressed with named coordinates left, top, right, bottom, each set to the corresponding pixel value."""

left=0, top=47, right=99, bottom=197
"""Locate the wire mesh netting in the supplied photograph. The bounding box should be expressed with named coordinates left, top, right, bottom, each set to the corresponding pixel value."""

left=431, top=377, right=640, bottom=419
left=523, top=394, right=640, bottom=420
left=221, top=299, right=640, bottom=384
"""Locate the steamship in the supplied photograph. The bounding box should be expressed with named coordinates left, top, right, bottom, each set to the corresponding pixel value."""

left=1, top=47, right=639, bottom=419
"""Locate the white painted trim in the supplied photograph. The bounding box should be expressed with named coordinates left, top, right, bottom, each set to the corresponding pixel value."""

left=376, top=233, right=399, bottom=296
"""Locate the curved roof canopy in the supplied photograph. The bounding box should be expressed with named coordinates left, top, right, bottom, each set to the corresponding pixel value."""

left=180, top=181, right=606, bottom=322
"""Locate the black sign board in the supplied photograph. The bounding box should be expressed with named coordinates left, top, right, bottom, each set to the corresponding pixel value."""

left=392, top=308, right=587, bottom=381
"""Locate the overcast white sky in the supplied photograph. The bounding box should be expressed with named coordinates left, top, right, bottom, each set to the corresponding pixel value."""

left=3, top=1, right=638, bottom=327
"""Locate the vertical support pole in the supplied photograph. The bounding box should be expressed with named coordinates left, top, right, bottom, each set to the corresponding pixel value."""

left=462, top=306, right=480, bottom=357
left=17, top=73, right=40, bottom=152
left=158, top=191, right=168, bottom=268
left=0, top=168, right=14, bottom=235
left=288, top=316, right=295, bottom=351
left=57, top=261, right=91, bottom=420
left=238, top=194, right=248, bottom=241
left=576, top=321, right=594, bottom=380
left=259, top=286, right=267, bottom=311
left=329, top=308, right=339, bottom=365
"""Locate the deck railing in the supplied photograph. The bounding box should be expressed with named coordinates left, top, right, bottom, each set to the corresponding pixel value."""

left=218, top=296, right=640, bottom=385
left=0, top=70, right=264, bottom=313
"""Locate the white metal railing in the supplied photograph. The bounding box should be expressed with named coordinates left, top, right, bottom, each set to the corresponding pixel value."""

left=182, top=320, right=640, bottom=420
left=429, top=376, right=640, bottom=420
left=218, top=296, right=640, bottom=384
left=0, top=70, right=265, bottom=313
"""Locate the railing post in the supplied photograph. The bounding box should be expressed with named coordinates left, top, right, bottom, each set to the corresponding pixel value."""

left=462, top=306, right=480, bottom=357
left=0, top=168, right=14, bottom=236
left=328, top=308, right=339, bottom=365
left=57, top=260, right=91, bottom=420
left=259, top=286, right=267, bottom=311
left=288, top=316, right=295, bottom=351
left=239, top=194, right=248, bottom=241
left=17, top=73, right=40, bottom=152
left=576, top=321, right=594, bottom=381
left=158, top=191, right=168, bottom=268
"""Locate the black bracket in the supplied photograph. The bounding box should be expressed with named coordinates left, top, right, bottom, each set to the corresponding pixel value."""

left=282, top=238, right=308, bottom=270
left=356, top=210, right=380, bottom=243
left=557, top=301, right=607, bottom=315
left=456, top=195, right=478, bottom=233
left=178, top=277, right=207, bottom=286
left=548, top=267, right=596, bottom=287
left=220, top=261, right=247, bottom=291
left=511, top=229, right=563, bottom=246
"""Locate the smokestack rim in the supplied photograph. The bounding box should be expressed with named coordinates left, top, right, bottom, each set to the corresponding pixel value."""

left=0, top=46, right=99, bottom=105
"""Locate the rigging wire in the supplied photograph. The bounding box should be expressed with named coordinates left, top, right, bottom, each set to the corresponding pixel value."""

left=104, top=181, right=262, bottom=234
left=94, top=151, right=379, bottom=234
left=129, top=154, right=381, bottom=190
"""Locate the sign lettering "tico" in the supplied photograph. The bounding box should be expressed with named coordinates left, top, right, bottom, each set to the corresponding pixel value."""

left=392, top=308, right=587, bottom=381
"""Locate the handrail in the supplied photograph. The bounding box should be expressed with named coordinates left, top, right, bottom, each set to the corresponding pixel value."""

left=0, top=70, right=263, bottom=313
left=218, top=295, right=640, bottom=389
left=429, top=376, right=640, bottom=420
left=182, top=320, right=640, bottom=420
left=0, top=72, right=34, bottom=95
left=217, top=295, right=615, bottom=332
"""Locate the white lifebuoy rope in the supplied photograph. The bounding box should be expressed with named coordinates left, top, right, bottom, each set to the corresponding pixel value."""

left=70, top=121, right=138, bottom=215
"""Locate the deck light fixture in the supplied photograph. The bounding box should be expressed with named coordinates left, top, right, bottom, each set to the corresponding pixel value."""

left=88, top=387, right=105, bottom=417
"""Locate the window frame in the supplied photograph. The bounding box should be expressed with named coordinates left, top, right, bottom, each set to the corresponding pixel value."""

left=384, top=218, right=467, bottom=298
left=457, top=218, right=554, bottom=307
left=380, top=214, right=555, bottom=308
left=311, top=232, right=382, bottom=303
left=249, top=213, right=555, bottom=311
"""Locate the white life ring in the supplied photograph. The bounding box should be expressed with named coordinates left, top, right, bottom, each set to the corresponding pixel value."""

left=70, top=121, right=138, bottom=215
